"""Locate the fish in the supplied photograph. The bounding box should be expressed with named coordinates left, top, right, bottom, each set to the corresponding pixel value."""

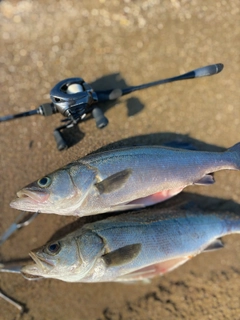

left=21, top=205, right=240, bottom=283
left=10, top=143, right=240, bottom=216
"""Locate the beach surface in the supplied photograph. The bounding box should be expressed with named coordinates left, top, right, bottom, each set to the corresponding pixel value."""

left=0, top=1, right=240, bottom=319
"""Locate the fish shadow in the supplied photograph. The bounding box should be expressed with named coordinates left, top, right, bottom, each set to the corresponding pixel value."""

left=48, top=134, right=236, bottom=241
left=47, top=193, right=240, bottom=243
left=1, top=194, right=238, bottom=267
left=88, top=132, right=227, bottom=154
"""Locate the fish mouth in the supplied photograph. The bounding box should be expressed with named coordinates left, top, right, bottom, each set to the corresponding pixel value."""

left=10, top=189, right=50, bottom=211
left=17, top=189, right=50, bottom=202
left=21, top=252, right=44, bottom=277
left=30, top=251, right=56, bottom=268
left=21, top=251, right=55, bottom=277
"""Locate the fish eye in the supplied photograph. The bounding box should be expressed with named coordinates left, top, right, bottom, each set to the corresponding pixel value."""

left=37, top=176, right=51, bottom=188
left=45, top=242, right=61, bottom=255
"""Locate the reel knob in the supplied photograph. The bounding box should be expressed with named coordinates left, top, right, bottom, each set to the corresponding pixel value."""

left=53, top=130, right=68, bottom=151
left=92, top=107, right=109, bottom=129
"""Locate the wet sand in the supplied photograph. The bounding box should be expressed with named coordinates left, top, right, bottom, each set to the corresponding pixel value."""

left=0, top=0, right=240, bottom=319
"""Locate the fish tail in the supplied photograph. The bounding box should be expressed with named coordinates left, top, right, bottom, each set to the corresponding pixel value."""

left=226, top=142, right=240, bottom=170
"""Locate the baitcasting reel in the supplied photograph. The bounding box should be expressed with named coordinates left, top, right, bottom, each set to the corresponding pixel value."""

left=0, top=63, right=223, bottom=150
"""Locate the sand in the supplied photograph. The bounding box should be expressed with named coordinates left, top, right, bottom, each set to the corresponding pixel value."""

left=0, top=0, right=240, bottom=319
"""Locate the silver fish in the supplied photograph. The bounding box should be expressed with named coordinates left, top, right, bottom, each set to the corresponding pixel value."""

left=10, top=143, right=240, bottom=216
left=21, top=206, right=239, bottom=283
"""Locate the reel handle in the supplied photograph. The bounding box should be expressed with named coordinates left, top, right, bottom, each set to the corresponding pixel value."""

left=92, top=107, right=109, bottom=129
left=53, top=130, right=68, bottom=151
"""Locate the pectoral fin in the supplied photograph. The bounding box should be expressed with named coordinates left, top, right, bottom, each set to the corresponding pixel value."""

left=194, top=174, right=215, bottom=185
left=95, top=169, right=132, bottom=194
left=102, top=244, right=141, bottom=267
left=115, top=256, right=190, bottom=282
left=203, top=239, right=224, bottom=252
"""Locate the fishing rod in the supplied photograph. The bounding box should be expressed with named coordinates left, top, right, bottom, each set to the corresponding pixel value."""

left=0, top=63, right=224, bottom=151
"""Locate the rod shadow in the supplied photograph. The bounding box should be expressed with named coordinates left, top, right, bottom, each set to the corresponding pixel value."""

left=90, top=73, right=145, bottom=117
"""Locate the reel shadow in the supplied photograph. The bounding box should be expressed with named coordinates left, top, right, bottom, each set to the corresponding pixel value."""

left=63, top=73, right=145, bottom=149
left=60, top=125, right=85, bottom=149
left=90, top=73, right=145, bottom=117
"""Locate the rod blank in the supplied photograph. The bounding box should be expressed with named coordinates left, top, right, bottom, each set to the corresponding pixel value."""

left=0, top=109, right=39, bottom=122
left=119, top=63, right=224, bottom=96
